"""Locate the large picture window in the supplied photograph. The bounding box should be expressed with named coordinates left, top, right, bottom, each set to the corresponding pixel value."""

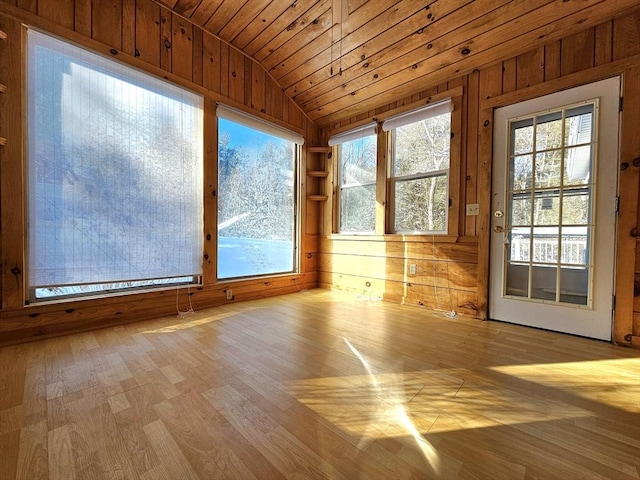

left=217, top=106, right=300, bottom=279
left=27, top=31, right=204, bottom=300
left=384, top=100, right=452, bottom=233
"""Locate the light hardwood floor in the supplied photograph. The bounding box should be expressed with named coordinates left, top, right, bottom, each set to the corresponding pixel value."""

left=1, top=289, right=639, bottom=479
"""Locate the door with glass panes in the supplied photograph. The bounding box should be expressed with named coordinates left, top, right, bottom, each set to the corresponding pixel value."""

left=489, top=78, right=620, bottom=340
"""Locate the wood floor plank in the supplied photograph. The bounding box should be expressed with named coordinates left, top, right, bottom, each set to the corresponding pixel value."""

left=0, top=289, right=638, bottom=479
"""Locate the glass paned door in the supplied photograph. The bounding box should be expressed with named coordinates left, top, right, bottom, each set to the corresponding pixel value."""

left=489, top=78, right=620, bottom=341
left=505, top=104, right=595, bottom=307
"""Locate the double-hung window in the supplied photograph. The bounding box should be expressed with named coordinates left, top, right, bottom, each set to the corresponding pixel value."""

left=27, top=30, right=204, bottom=301
left=384, top=100, right=453, bottom=233
left=216, top=106, right=302, bottom=279
left=329, top=124, right=377, bottom=233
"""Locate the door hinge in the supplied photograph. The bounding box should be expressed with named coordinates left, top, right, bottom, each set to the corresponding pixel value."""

left=616, top=196, right=620, bottom=213
left=612, top=294, right=616, bottom=310
left=619, top=96, right=623, bottom=112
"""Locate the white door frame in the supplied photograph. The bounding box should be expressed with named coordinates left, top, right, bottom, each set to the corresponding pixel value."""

left=489, top=77, right=621, bottom=340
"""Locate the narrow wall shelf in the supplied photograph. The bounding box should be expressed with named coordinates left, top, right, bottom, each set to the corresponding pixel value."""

left=307, top=146, right=331, bottom=153
left=307, top=170, right=329, bottom=177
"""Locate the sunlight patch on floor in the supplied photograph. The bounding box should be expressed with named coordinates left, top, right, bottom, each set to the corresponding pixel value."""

left=489, top=358, right=640, bottom=413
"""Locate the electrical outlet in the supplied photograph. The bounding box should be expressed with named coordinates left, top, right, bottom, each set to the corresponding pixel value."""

left=466, top=203, right=480, bottom=216
left=226, top=289, right=233, bottom=300
left=409, top=264, right=417, bottom=275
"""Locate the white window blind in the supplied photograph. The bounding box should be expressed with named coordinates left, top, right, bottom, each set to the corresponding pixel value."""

left=27, top=30, right=204, bottom=297
left=216, top=104, right=304, bottom=145
left=382, top=99, right=453, bottom=132
left=328, top=123, right=377, bottom=146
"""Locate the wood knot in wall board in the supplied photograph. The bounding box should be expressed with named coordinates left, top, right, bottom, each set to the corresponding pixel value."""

left=459, top=301, right=480, bottom=312
left=164, top=39, right=171, bottom=49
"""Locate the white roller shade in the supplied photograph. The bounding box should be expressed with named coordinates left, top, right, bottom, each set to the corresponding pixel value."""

left=328, top=123, right=377, bottom=146
left=216, top=104, right=304, bottom=144
left=382, top=99, right=453, bottom=132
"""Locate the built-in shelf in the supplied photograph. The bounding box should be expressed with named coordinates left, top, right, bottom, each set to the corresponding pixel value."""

left=306, top=146, right=330, bottom=202
left=0, top=30, right=7, bottom=41
left=307, top=146, right=331, bottom=153
left=307, top=170, right=329, bottom=177
left=307, top=195, right=329, bottom=201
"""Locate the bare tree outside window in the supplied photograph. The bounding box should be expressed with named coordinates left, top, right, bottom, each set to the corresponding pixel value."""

left=391, top=112, right=451, bottom=233
left=338, top=135, right=377, bottom=232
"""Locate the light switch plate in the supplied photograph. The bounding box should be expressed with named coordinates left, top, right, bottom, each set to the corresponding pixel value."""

left=466, top=203, right=480, bottom=216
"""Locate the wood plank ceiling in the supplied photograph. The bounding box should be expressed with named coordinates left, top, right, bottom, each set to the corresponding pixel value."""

left=157, top=0, right=639, bottom=127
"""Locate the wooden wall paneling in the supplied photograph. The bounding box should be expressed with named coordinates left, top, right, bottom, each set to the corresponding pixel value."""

left=268, top=77, right=283, bottom=120
left=251, top=60, right=265, bottom=113
left=171, top=12, right=193, bottom=82
left=192, top=26, right=202, bottom=86
left=219, top=42, right=229, bottom=97
left=75, top=0, right=92, bottom=37
left=92, top=0, right=123, bottom=50
left=614, top=65, right=640, bottom=346
left=202, top=98, right=217, bottom=285
left=543, top=40, right=561, bottom=81
left=613, top=10, right=640, bottom=61
left=560, top=28, right=595, bottom=76
left=516, top=47, right=544, bottom=89
left=172, top=0, right=201, bottom=18
left=37, top=0, right=73, bottom=30
left=319, top=237, right=479, bottom=262
left=453, top=75, right=469, bottom=236
left=476, top=62, right=504, bottom=320
left=16, top=0, right=35, bottom=13
left=135, top=0, right=161, bottom=67
left=375, top=126, right=387, bottom=235
left=202, top=32, right=220, bottom=93
left=594, top=21, right=613, bottom=66
left=122, top=0, right=135, bottom=56
left=0, top=16, right=25, bottom=308
left=227, top=47, right=244, bottom=104
left=448, top=93, right=462, bottom=236
left=243, top=54, right=251, bottom=108
left=465, top=70, right=480, bottom=237
left=160, top=6, right=172, bottom=72
left=502, top=58, right=517, bottom=94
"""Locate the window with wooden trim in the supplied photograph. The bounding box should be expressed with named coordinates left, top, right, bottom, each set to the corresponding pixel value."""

left=384, top=100, right=453, bottom=234
left=26, top=30, right=204, bottom=301
left=216, top=105, right=301, bottom=279
left=329, top=124, right=378, bottom=233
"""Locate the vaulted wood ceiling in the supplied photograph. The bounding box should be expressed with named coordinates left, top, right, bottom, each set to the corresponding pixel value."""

left=156, top=0, right=639, bottom=126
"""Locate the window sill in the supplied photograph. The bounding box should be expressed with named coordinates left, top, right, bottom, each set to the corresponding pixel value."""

left=324, top=233, right=465, bottom=243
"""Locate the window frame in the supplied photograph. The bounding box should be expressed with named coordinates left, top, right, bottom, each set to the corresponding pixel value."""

left=335, top=133, right=378, bottom=234
left=385, top=96, right=460, bottom=236
left=25, top=29, right=205, bottom=303
left=216, top=105, right=302, bottom=280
